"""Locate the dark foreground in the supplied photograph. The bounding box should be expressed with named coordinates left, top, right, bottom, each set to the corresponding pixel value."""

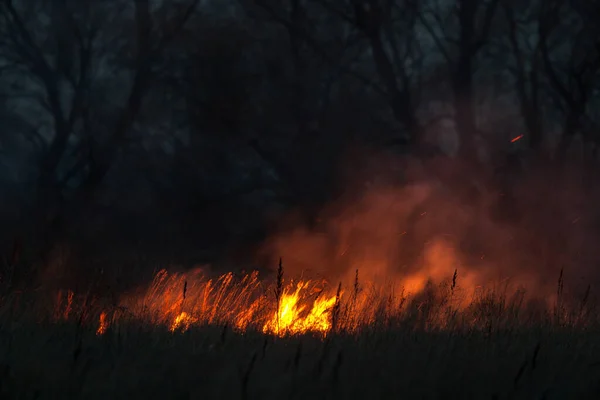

left=1, top=321, right=599, bottom=400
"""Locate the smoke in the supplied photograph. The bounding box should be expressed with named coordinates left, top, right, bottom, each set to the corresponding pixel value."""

left=258, top=149, right=600, bottom=306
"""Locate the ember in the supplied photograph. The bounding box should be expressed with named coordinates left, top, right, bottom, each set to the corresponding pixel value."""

left=96, top=311, right=108, bottom=335
left=510, top=134, right=524, bottom=143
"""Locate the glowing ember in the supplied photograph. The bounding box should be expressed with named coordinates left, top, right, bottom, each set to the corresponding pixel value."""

left=55, top=290, right=74, bottom=320
left=96, top=312, right=108, bottom=335
left=510, top=134, right=524, bottom=143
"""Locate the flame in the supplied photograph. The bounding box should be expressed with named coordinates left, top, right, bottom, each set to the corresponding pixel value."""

left=170, top=311, right=197, bottom=332
left=53, top=263, right=569, bottom=337
left=53, top=238, right=564, bottom=337
left=96, top=311, right=108, bottom=335
left=262, top=281, right=339, bottom=336
left=119, top=271, right=344, bottom=336
left=43, top=175, right=595, bottom=335
left=80, top=269, right=351, bottom=336
left=83, top=263, right=480, bottom=337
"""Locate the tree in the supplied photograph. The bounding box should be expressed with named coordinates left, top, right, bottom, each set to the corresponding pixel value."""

left=418, top=0, right=500, bottom=161
left=501, top=0, right=545, bottom=155
left=347, top=0, right=422, bottom=142
left=537, top=0, right=600, bottom=163
left=0, top=0, right=201, bottom=263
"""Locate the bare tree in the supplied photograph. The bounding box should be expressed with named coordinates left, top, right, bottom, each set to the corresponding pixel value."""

left=0, top=0, right=201, bottom=259
left=236, top=0, right=370, bottom=207
left=346, top=0, right=422, bottom=142
left=537, top=0, right=600, bottom=163
left=418, top=0, right=500, bottom=161
left=247, top=0, right=425, bottom=145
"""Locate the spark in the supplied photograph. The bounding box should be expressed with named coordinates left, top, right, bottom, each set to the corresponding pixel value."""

left=511, top=134, right=524, bottom=143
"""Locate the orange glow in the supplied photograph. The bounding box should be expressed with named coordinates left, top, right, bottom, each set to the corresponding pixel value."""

left=50, top=182, right=583, bottom=335
left=96, top=312, right=108, bottom=335
left=44, top=171, right=593, bottom=335
left=83, top=262, right=493, bottom=337
left=51, top=258, right=565, bottom=337
left=510, top=134, right=524, bottom=143
left=262, top=281, right=340, bottom=336
left=170, top=311, right=197, bottom=332
left=50, top=186, right=566, bottom=336
left=113, top=269, right=346, bottom=336
left=55, top=290, right=74, bottom=320
left=51, top=233, right=561, bottom=336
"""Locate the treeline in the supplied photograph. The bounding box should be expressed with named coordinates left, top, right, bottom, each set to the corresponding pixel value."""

left=0, top=0, right=598, bottom=286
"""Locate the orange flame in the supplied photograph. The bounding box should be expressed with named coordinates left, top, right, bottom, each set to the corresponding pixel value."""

left=170, top=311, right=197, bottom=332
left=60, top=238, right=563, bottom=337
left=262, top=281, right=339, bottom=336
left=48, top=176, right=589, bottom=335
left=83, top=269, right=353, bottom=336
left=96, top=311, right=108, bottom=335
left=85, top=263, right=485, bottom=337
left=510, top=134, right=524, bottom=143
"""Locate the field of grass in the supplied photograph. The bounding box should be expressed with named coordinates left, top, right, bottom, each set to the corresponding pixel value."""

left=1, top=320, right=600, bottom=399
left=2, top=274, right=600, bottom=400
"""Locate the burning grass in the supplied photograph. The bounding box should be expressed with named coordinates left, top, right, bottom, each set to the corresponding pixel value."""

left=3, top=139, right=600, bottom=398
left=38, top=259, right=599, bottom=340
left=2, top=275, right=600, bottom=399
left=2, top=227, right=600, bottom=399
left=2, top=260, right=600, bottom=399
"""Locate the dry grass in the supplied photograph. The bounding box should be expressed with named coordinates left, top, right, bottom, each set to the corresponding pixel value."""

left=1, top=260, right=600, bottom=399
left=1, top=318, right=600, bottom=399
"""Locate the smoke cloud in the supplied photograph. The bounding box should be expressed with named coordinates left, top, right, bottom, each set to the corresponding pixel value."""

left=258, top=149, right=600, bottom=306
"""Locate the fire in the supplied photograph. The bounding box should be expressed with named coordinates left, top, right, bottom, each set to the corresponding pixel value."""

left=510, top=134, right=524, bottom=143
left=68, top=243, right=560, bottom=338
left=86, top=269, right=354, bottom=337
left=76, top=264, right=484, bottom=337
left=262, top=281, right=340, bottom=336
left=55, top=289, right=74, bottom=320
left=170, top=312, right=197, bottom=332
left=43, top=176, right=595, bottom=335
left=96, top=311, right=108, bottom=335
left=63, top=261, right=565, bottom=338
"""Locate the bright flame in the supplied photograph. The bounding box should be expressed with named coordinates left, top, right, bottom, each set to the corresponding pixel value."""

left=81, top=270, right=354, bottom=337
left=170, top=312, right=197, bottom=332
left=55, top=260, right=561, bottom=338
left=63, top=265, right=499, bottom=337
left=262, top=281, right=339, bottom=336
left=46, top=176, right=590, bottom=335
